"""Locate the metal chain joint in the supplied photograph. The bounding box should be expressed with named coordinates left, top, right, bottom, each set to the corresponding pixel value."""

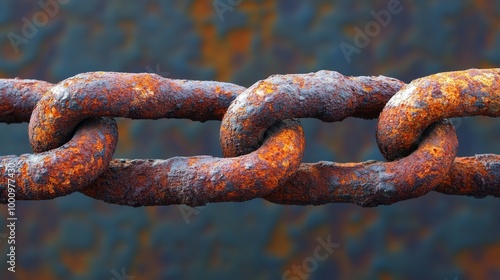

left=1, top=69, right=499, bottom=207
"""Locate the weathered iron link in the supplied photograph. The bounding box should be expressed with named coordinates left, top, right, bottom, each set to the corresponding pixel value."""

left=220, top=70, right=406, bottom=157
left=264, top=120, right=458, bottom=207
left=29, top=72, right=246, bottom=153
left=435, top=155, right=500, bottom=197
left=377, top=68, right=500, bottom=160
left=0, top=79, right=53, bottom=123
left=24, top=72, right=305, bottom=205
left=0, top=69, right=498, bottom=206
left=0, top=78, right=118, bottom=201
left=377, top=68, right=500, bottom=198
left=219, top=71, right=462, bottom=206
left=0, top=117, right=118, bottom=201
left=81, top=120, right=304, bottom=206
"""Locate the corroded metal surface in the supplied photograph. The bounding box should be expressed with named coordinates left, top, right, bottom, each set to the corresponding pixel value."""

left=0, top=79, right=52, bottom=123
left=377, top=68, right=500, bottom=197
left=1, top=68, right=499, bottom=206
left=220, top=70, right=458, bottom=205
left=377, top=68, right=500, bottom=160
left=24, top=72, right=304, bottom=204
left=29, top=72, right=245, bottom=152
left=265, top=120, right=458, bottom=207
left=1, top=2, right=499, bottom=279
left=436, top=155, right=500, bottom=197
left=0, top=117, right=117, bottom=201
left=220, top=70, right=406, bottom=157
left=81, top=120, right=305, bottom=206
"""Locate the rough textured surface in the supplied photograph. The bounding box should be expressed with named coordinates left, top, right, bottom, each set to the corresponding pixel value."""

left=28, top=72, right=245, bottom=152
left=0, top=79, right=52, bottom=123
left=265, top=120, right=458, bottom=206
left=0, top=117, right=117, bottom=201
left=6, top=70, right=495, bottom=205
left=377, top=68, right=500, bottom=198
left=436, top=154, right=500, bottom=197
left=377, top=68, right=500, bottom=161
left=220, top=70, right=405, bottom=157
left=82, top=120, right=305, bottom=206
left=24, top=71, right=305, bottom=205
left=0, top=0, right=499, bottom=279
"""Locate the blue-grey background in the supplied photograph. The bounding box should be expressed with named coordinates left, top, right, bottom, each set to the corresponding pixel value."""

left=1, top=0, right=499, bottom=279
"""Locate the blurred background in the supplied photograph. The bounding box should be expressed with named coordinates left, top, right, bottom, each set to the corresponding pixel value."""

left=1, top=0, right=500, bottom=279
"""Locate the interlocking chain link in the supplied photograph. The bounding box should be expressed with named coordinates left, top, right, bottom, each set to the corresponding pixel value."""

left=1, top=69, right=499, bottom=207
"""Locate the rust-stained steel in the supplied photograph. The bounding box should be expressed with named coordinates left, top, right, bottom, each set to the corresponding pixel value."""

left=264, top=120, right=458, bottom=207
left=377, top=68, right=500, bottom=160
left=220, top=70, right=406, bottom=157
left=435, top=155, right=500, bottom=197
left=0, top=69, right=499, bottom=206
left=0, top=79, right=53, bottom=123
left=81, top=120, right=304, bottom=206
left=24, top=72, right=304, bottom=204
left=219, top=70, right=460, bottom=206
left=1, top=117, right=117, bottom=201
left=377, top=68, right=500, bottom=198
left=29, top=72, right=245, bottom=153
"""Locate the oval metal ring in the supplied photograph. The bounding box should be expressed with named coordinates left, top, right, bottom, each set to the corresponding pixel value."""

left=0, top=78, right=118, bottom=202
left=220, top=70, right=459, bottom=206
left=1, top=117, right=117, bottom=201
left=377, top=68, right=500, bottom=198
left=81, top=119, right=304, bottom=206
left=29, top=72, right=246, bottom=152
left=264, top=120, right=457, bottom=206
left=28, top=72, right=305, bottom=205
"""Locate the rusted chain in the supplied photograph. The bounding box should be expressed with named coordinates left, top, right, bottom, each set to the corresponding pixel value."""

left=220, top=71, right=460, bottom=206
left=1, top=117, right=117, bottom=201
left=0, top=69, right=499, bottom=206
left=81, top=120, right=303, bottom=206
left=377, top=69, right=500, bottom=198
left=0, top=79, right=52, bottom=123
left=435, top=155, right=500, bottom=197
left=1, top=74, right=119, bottom=201
left=29, top=72, right=246, bottom=153
left=25, top=72, right=305, bottom=205
left=377, top=68, right=500, bottom=160
left=263, top=120, right=458, bottom=207
left=220, top=70, right=406, bottom=157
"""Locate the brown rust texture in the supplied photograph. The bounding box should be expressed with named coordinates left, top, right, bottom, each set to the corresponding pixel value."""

left=2, top=69, right=499, bottom=205
left=24, top=71, right=305, bottom=205
left=377, top=68, right=500, bottom=161
left=220, top=70, right=406, bottom=157
left=435, top=155, right=500, bottom=197
left=1, top=117, right=117, bottom=202
left=29, top=72, right=245, bottom=152
left=264, top=120, right=458, bottom=207
left=80, top=120, right=305, bottom=206
left=377, top=68, right=500, bottom=199
left=0, top=79, right=53, bottom=123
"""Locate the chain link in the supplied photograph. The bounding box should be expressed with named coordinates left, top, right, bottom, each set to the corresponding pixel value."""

left=1, top=69, right=499, bottom=207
